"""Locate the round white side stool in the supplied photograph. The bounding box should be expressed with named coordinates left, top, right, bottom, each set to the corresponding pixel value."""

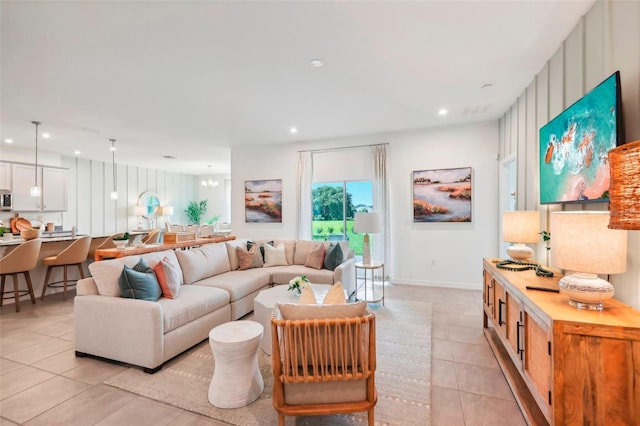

left=208, top=320, right=264, bottom=408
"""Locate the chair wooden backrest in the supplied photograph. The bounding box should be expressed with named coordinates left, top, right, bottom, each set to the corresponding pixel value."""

left=271, top=305, right=377, bottom=426
left=142, top=229, right=160, bottom=244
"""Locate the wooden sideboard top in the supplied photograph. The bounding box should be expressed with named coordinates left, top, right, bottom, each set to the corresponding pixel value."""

left=483, top=258, right=640, bottom=329
left=95, top=235, right=236, bottom=261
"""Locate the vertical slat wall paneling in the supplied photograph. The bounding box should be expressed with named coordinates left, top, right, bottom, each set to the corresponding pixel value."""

left=138, top=168, right=148, bottom=201
left=525, top=81, right=538, bottom=211
left=510, top=104, right=518, bottom=157
left=91, top=160, right=105, bottom=236
left=564, top=20, right=585, bottom=106
left=127, top=165, right=138, bottom=231
left=611, top=0, right=640, bottom=141
left=536, top=65, right=551, bottom=263
left=111, top=162, right=126, bottom=234
left=104, top=159, right=116, bottom=235
left=548, top=46, right=565, bottom=119
left=498, top=117, right=505, bottom=160
left=517, top=95, right=527, bottom=209
left=503, top=110, right=511, bottom=158
left=61, top=156, right=77, bottom=228
left=76, top=158, right=91, bottom=235
left=584, top=1, right=606, bottom=92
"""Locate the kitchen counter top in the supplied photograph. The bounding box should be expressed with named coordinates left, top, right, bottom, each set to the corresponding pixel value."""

left=0, top=234, right=88, bottom=246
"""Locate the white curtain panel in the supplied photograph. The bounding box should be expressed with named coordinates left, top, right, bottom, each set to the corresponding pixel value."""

left=372, top=144, right=390, bottom=278
left=297, top=151, right=313, bottom=240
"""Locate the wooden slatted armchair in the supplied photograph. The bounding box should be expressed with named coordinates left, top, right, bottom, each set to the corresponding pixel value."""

left=271, top=302, right=377, bottom=426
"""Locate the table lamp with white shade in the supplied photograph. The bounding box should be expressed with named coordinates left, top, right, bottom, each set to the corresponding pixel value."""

left=503, top=210, right=540, bottom=261
left=354, top=212, right=381, bottom=265
left=161, top=205, right=173, bottom=221
left=134, top=205, right=146, bottom=229
left=550, top=211, right=627, bottom=311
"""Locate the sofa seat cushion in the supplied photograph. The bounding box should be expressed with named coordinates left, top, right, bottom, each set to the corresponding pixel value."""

left=158, top=285, right=230, bottom=334
left=195, top=269, right=271, bottom=302
left=269, top=265, right=336, bottom=285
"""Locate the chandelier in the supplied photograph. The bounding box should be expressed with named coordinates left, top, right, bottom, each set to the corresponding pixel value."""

left=201, top=165, right=219, bottom=188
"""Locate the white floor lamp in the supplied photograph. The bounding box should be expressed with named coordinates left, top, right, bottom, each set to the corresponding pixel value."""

left=354, top=212, right=382, bottom=265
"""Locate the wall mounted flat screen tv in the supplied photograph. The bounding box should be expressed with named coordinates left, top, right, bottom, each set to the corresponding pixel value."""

left=539, top=71, right=624, bottom=204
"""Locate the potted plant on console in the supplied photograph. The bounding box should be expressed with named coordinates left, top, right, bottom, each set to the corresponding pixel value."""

left=113, top=232, right=130, bottom=249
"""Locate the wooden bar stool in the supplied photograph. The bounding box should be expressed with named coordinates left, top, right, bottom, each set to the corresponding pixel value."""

left=87, top=232, right=122, bottom=261
left=142, top=229, right=160, bottom=244
left=0, top=239, right=42, bottom=312
left=41, top=235, right=91, bottom=300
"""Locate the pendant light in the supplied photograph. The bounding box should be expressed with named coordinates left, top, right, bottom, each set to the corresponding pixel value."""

left=110, top=139, right=118, bottom=200
left=30, top=121, right=41, bottom=197
left=201, top=165, right=219, bottom=188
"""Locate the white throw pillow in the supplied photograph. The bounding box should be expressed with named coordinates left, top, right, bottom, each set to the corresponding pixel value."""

left=263, top=243, right=288, bottom=267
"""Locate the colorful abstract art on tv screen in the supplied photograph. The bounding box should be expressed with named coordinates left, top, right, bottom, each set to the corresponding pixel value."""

left=539, top=71, right=624, bottom=204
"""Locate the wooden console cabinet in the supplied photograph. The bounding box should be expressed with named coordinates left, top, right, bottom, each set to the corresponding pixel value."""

left=482, top=258, right=640, bottom=425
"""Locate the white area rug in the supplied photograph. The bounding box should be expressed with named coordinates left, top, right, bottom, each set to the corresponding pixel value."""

left=105, top=299, right=432, bottom=425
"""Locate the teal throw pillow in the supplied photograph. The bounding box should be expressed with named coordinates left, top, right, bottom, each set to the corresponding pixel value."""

left=324, top=242, right=344, bottom=271
left=118, top=258, right=162, bottom=301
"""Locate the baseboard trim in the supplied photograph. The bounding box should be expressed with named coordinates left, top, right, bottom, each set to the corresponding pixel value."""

left=389, top=278, right=480, bottom=291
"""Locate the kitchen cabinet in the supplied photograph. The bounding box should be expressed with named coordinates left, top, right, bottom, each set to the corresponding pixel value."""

left=11, top=163, right=40, bottom=211
left=10, top=163, right=67, bottom=212
left=483, top=259, right=640, bottom=425
left=0, top=162, right=11, bottom=189
left=42, top=167, right=67, bottom=211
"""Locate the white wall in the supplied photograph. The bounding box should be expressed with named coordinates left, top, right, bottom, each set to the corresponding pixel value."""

left=498, top=0, right=640, bottom=308
left=232, top=120, right=500, bottom=289
left=197, top=172, right=231, bottom=224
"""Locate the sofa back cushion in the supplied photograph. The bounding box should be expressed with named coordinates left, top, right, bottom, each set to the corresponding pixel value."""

left=293, top=240, right=315, bottom=265
left=176, top=243, right=231, bottom=284
left=274, top=239, right=296, bottom=265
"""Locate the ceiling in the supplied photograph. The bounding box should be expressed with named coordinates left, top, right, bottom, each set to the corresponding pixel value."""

left=1, top=0, right=595, bottom=176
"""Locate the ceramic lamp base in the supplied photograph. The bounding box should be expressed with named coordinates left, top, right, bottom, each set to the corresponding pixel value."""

left=558, top=273, right=614, bottom=311
left=506, top=243, right=534, bottom=261
left=362, top=234, right=371, bottom=265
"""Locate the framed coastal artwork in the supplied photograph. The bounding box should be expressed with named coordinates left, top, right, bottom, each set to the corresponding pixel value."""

left=244, top=179, right=283, bottom=223
left=413, top=167, right=472, bottom=222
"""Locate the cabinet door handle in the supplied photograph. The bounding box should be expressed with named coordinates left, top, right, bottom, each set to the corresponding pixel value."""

left=498, top=299, right=505, bottom=325
left=517, top=320, right=525, bottom=360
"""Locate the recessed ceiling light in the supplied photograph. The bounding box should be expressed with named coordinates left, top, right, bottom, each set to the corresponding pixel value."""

left=438, top=108, right=448, bottom=116
left=290, top=127, right=298, bottom=134
left=310, top=59, right=324, bottom=68
left=42, top=132, right=51, bottom=139
left=481, top=83, right=493, bottom=89
left=162, top=155, right=176, bottom=159
left=74, top=150, right=81, bottom=155
left=4, top=138, right=14, bottom=144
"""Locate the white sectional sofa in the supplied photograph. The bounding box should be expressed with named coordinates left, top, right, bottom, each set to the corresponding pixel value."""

left=74, top=239, right=354, bottom=372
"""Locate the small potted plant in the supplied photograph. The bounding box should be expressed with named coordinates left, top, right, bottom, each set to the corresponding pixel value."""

left=288, top=275, right=310, bottom=296
left=113, top=232, right=130, bottom=249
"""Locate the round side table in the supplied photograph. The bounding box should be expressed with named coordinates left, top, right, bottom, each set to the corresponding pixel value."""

left=208, top=320, right=264, bottom=408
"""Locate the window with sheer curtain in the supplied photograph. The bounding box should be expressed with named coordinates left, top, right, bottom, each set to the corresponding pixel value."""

left=297, top=145, right=389, bottom=272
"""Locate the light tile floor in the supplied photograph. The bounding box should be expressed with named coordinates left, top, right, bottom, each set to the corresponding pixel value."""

left=0, top=285, right=526, bottom=425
